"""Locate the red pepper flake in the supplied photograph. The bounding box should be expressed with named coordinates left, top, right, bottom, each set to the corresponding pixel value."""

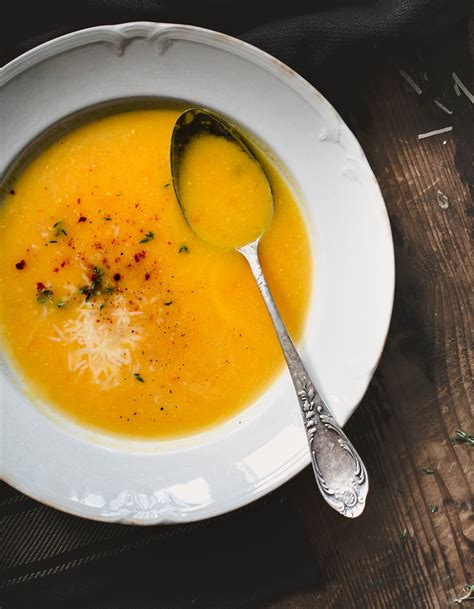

left=53, top=268, right=59, bottom=273
left=90, top=269, right=100, bottom=283
left=77, top=198, right=81, bottom=204
left=145, top=273, right=150, bottom=280
left=113, top=273, right=121, bottom=282
left=60, top=261, right=66, bottom=268
left=10, top=189, right=16, bottom=195
left=134, top=251, right=146, bottom=263
left=36, top=282, right=46, bottom=292
left=15, top=259, right=26, bottom=270
left=78, top=216, right=87, bottom=223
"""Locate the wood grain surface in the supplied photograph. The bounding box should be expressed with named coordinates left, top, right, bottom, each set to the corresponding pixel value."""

left=264, top=18, right=473, bottom=609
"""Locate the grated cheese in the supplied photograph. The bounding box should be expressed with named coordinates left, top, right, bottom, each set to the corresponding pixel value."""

left=434, top=99, right=453, bottom=115
left=452, top=72, right=474, bottom=104
left=50, top=296, right=143, bottom=389
left=418, top=126, right=453, bottom=140
left=399, top=69, right=423, bottom=95
left=436, top=190, right=449, bottom=209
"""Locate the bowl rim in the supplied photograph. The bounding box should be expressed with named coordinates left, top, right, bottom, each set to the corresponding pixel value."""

left=0, top=21, right=395, bottom=524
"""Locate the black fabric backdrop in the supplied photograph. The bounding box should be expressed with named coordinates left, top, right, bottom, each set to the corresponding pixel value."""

left=1, top=2, right=472, bottom=608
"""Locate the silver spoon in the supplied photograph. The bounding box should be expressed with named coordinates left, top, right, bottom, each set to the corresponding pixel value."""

left=171, top=108, right=368, bottom=517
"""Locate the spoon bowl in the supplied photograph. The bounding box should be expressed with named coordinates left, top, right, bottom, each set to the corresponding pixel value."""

left=171, top=108, right=273, bottom=250
left=170, top=108, right=369, bottom=517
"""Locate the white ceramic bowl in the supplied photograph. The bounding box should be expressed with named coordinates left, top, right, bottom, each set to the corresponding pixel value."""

left=0, top=22, right=394, bottom=524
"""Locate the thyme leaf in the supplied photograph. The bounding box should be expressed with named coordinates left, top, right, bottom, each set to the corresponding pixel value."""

left=139, top=231, right=155, bottom=244
left=451, top=430, right=474, bottom=446
left=53, top=220, right=67, bottom=237
left=80, top=266, right=104, bottom=301
left=36, top=287, right=53, bottom=304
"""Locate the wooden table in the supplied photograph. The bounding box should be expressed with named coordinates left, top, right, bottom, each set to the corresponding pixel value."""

left=265, top=18, right=473, bottom=609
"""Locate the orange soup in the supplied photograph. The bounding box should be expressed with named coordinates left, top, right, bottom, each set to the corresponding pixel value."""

left=0, top=109, right=312, bottom=438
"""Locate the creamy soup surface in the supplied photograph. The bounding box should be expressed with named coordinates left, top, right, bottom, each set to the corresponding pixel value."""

left=0, top=109, right=312, bottom=438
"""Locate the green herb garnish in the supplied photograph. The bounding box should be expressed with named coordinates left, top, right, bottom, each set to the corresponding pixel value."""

left=133, top=373, right=145, bottom=383
left=99, top=303, right=106, bottom=311
left=53, top=220, right=67, bottom=237
left=37, top=289, right=53, bottom=304
left=400, top=528, right=408, bottom=540
left=139, top=231, right=155, bottom=244
left=80, top=266, right=104, bottom=302
left=430, top=503, right=438, bottom=513
left=104, top=216, right=112, bottom=221
left=49, top=240, right=58, bottom=244
left=164, top=301, right=173, bottom=306
left=422, top=467, right=434, bottom=474
left=451, top=430, right=474, bottom=446
left=103, top=286, right=115, bottom=294
left=56, top=301, right=66, bottom=308
left=178, top=245, right=189, bottom=254
left=164, top=183, right=170, bottom=188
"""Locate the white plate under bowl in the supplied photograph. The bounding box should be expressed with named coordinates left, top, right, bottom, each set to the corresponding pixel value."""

left=0, top=22, right=394, bottom=524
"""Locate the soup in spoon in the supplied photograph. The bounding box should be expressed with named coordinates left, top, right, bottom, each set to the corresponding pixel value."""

left=177, top=132, right=273, bottom=249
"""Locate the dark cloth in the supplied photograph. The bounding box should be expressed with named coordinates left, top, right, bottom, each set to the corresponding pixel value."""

left=2, top=1, right=472, bottom=76
left=0, top=481, right=320, bottom=609
left=1, top=2, right=471, bottom=609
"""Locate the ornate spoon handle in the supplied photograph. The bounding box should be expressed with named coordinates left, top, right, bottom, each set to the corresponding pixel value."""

left=239, top=241, right=368, bottom=517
